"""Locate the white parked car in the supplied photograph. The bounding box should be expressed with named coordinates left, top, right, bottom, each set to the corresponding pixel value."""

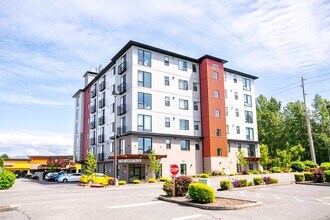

left=58, top=173, right=81, bottom=183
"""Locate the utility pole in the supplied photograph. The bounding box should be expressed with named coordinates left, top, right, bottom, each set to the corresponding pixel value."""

left=301, top=77, right=316, bottom=163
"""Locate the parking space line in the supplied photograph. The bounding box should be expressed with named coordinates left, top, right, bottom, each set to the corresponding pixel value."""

left=240, top=192, right=244, bottom=195
left=316, top=199, right=330, bottom=205
left=256, top=193, right=261, bottom=197
left=292, top=197, right=304, bottom=202
left=273, top=195, right=281, bottom=199
left=108, top=201, right=164, bottom=209
left=172, top=214, right=205, bottom=220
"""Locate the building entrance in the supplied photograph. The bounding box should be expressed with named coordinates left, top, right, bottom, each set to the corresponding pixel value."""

left=128, top=164, right=145, bottom=182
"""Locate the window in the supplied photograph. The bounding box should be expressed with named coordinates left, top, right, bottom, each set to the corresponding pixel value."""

left=178, top=60, right=187, bottom=71
left=137, top=115, right=152, bottom=131
left=164, top=56, right=169, bottom=66
left=193, top=82, right=198, bottom=91
left=138, top=137, right=152, bottom=154
left=248, top=144, right=256, bottom=157
left=192, top=64, right=197, bottom=72
left=166, top=139, right=171, bottom=149
left=225, top=90, right=227, bottom=98
left=111, top=103, right=115, bottom=113
left=138, top=92, right=152, bottom=109
left=226, top=125, right=229, bottom=134
left=76, top=96, right=79, bottom=106
left=213, top=72, right=218, bottom=79
left=224, top=72, right=227, bottom=81
left=110, top=122, right=114, bottom=133
left=180, top=164, right=187, bottom=174
left=235, top=109, right=239, bottom=117
left=112, top=84, right=115, bottom=93
left=194, top=121, right=199, bottom=130
left=180, top=119, right=189, bottom=130
left=138, top=71, right=151, bottom=88
left=228, top=143, right=231, bottom=152
left=214, top=90, right=219, bottom=98
left=244, top=94, right=252, bottom=107
left=245, top=111, right=253, bottom=123
left=179, top=79, right=188, bottom=90
left=234, top=92, right=238, bottom=100
left=217, top=148, right=222, bottom=156
left=193, top=101, right=198, bottom=111
left=165, top=117, right=170, bottom=127
left=236, top=126, right=240, bottom=134
left=212, top=64, right=219, bottom=69
left=165, top=96, right=170, bottom=106
left=76, top=109, right=79, bottom=119
left=215, top=109, right=220, bottom=118
left=246, top=127, right=254, bottom=140
left=233, top=75, right=237, bottom=83
left=238, top=143, right=242, bottom=150
left=249, top=164, right=254, bottom=171
left=226, top=107, right=228, bottom=116
left=111, top=67, right=116, bottom=76
left=216, top=129, right=221, bottom=137
left=75, top=122, right=79, bottom=134
left=180, top=140, right=190, bottom=151
left=243, top=78, right=251, bottom=91
left=138, top=49, right=151, bottom=67
left=195, top=141, right=200, bottom=150
left=164, top=76, right=170, bottom=86
left=179, top=99, right=189, bottom=110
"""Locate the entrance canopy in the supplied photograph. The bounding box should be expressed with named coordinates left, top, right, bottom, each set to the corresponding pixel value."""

left=108, top=154, right=167, bottom=160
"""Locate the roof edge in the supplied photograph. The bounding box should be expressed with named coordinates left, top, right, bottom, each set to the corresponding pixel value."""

left=224, top=67, right=258, bottom=80
left=198, top=54, right=228, bottom=64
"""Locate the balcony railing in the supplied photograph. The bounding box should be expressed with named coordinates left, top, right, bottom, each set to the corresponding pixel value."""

left=117, top=126, right=126, bottom=136
left=99, top=81, right=106, bottom=91
left=99, top=99, right=105, bottom=108
left=97, top=153, right=104, bottom=162
left=118, top=61, right=127, bottom=75
left=90, top=121, right=95, bottom=129
left=117, top=82, right=126, bottom=95
left=98, top=116, right=105, bottom=125
left=91, top=105, right=96, bottom=113
left=117, top=104, right=126, bottom=115
left=91, top=89, right=96, bottom=98
left=98, top=134, right=104, bottom=143
left=90, top=138, right=96, bottom=146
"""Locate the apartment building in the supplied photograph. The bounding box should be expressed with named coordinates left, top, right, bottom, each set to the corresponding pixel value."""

left=73, top=41, right=259, bottom=182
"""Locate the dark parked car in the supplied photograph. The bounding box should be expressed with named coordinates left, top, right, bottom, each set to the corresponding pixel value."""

left=45, top=172, right=58, bottom=181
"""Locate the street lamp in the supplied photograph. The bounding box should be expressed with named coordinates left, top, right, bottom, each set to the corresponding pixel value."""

left=113, top=90, right=119, bottom=185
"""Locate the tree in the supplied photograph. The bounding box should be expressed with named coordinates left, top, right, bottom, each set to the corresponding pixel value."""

left=236, top=149, right=247, bottom=171
left=0, top=154, right=9, bottom=159
left=49, top=163, right=55, bottom=172
left=148, top=150, right=161, bottom=178
left=85, top=153, right=97, bottom=175
left=260, top=144, right=270, bottom=168
left=275, top=149, right=291, bottom=168
left=0, top=158, right=4, bottom=169
left=289, top=144, right=305, bottom=161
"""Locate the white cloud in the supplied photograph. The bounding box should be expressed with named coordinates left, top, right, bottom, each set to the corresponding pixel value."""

left=0, top=93, right=70, bottom=106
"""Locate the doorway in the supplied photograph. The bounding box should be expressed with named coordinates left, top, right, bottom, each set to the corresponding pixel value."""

left=128, top=164, right=145, bottom=182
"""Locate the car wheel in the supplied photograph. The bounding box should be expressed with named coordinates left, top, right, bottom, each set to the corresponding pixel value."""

left=88, top=180, right=94, bottom=184
left=63, top=179, right=68, bottom=183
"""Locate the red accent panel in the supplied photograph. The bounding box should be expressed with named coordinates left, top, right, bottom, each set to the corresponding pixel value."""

left=82, top=88, right=91, bottom=161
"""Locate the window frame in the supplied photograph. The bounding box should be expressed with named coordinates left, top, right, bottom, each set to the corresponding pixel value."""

left=179, top=79, right=188, bottom=90
left=179, top=119, right=189, bottom=130
left=138, top=92, right=152, bottom=110
left=138, top=49, right=151, bottom=67
left=137, top=114, right=152, bottom=132
left=178, top=60, right=188, bottom=71
left=138, top=71, right=151, bottom=88
left=180, top=140, right=190, bottom=151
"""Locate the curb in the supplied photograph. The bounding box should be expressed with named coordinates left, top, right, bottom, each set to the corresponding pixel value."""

left=0, top=205, right=20, bottom=212
left=219, top=181, right=295, bottom=191
left=295, top=182, right=330, bottom=187
left=158, top=196, right=261, bottom=210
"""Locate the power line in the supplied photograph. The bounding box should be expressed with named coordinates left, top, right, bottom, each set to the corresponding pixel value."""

left=305, top=72, right=330, bottom=80
left=266, top=86, right=300, bottom=97
left=305, top=77, right=330, bottom=85
left=264, top=81, right=300, bottom=95
left=307, top=88, right=330, bottom=95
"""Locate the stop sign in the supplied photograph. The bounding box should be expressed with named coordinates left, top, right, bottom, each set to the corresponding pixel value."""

left=170, top=164, right=179, bottom=176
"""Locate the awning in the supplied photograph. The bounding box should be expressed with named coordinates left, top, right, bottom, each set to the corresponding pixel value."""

left=108, top=154, right=167, bottom=160
left=244, top=157, right=260, bottom=161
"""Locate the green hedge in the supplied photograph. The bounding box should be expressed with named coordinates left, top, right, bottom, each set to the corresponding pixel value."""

left=118, top=180, right=126, bottom=185
left=324, top=170, right=330, bottom=182
left=188, top=183, right=215, bottom=203
left=320, top=162, right=330, bottom=171
left=148, top=178, right=156, bottom=183
left=133, top=179, right=141, bottom=184
left=253, top=177, right=263, bottom=185
left=220, top=180, right=231, bottom=190
left=0, top=170, right=16, bottom=190
left=290, top=161, right=305, bottom=172
left=200, top=173, right=210, bottom=178
left=160, top=177, right=170, bottom=182
left=304, top=172, right=313, bottom=181
left=303, top=160, right=318, bottom=168
left=294, top=174, right=304, bottom=182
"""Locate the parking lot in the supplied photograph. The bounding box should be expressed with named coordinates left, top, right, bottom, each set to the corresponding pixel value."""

left=0, top=179, right=329, bottom=220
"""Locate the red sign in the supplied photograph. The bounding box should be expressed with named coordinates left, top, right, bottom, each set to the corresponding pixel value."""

left=170, top=164, right=179, bottom=176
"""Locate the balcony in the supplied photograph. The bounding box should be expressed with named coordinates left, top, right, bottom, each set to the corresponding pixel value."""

left=117, top=104, right=126, bottom=115
left=117, top=82, right=126, bottom=95
left=118, top=61, right=127, bottom=75
left=91, top=89, right=96, bottom=98
left=90, top=121, right=95, bottom=129
left=91, top=105, right=96, bottom=113
left=99, top=81, right=106, bottom=91
left=90, top=138, right=96, bottom=146
left=99, top=99, right=105, bottom=108
left=97, top=153, right=104, bottom=162
left=117, top=126, right=126, bottom=136
left=98, top=134, right=104, bottom=143
left=98, top=116, right=105, bottom=125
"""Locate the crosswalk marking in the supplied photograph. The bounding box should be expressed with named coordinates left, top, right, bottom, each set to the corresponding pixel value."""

left=292, top=197, right=304, bottom=202
left=273, top=195, right=281, bottom=199
left=316, top=199, right=330, bottom=205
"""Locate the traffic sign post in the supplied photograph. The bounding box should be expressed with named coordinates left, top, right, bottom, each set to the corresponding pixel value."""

left=170, top=164, right=179, bottom=197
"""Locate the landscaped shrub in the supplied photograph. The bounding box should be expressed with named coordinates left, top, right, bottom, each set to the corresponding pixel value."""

left=118, top=180, right=126, bottom=185
left=108, top=178, right=116, bottom=185
left=0, top=170, right=16, bottom=190
left=324, top=170, right=330, bottom=182
left=133, top=179, right=141, bottom=184
left=304, top=172, right=313, bottom=181
left=262, top=170, right=269, bottom=174
left=290, top=161, right=305, bottom=172
left=320, top=162, right=330, bottom=171
left=271, top=178, right=278, bottom=184
left=188, top=183, right=215, bottom=203
left=304, top=166, right=311, bottom=172
left=162, top=176, right=192, bottom=196
left=200, top=173, right=210, bottom=178
left=233, top=178, right=247, bottom=187
left=247, top=171, right=253, bottom=175
left=252, top=170, right=260, bottom=174
left=294, top=174, right=304, bottom=182
left=162, top=180, right=173, bottom=196
left=160, top=177, right=170, bottom=182
left=270, top=167, right=281, bottom=173
left=241, top=168, right=248, bottom=175
left=230, top=172, right=235, bottom=176
left=313, top=168, right=324, bottom=183
left=148, top=178, right=156, bottom=183
left=253, top=177, right=263, bottom=185
left=220, top=180, right=231, bottom=190
left=282, top=168, right=290, bottom=173
left=303, top=160, right=318, bottom=168
left=247, top=181, right=253, bottom=187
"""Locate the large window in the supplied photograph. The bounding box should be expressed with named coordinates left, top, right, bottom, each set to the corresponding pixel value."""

left=246, top=127, right=254, bottom=140
left=180, top=140, right=190, bottom=151
left=138, top=92, right=152, bottom=109
left=166, top=139, right=171, bottom=149
left=179, top=99, right=189, bottom=110
left=244, top=94, right=252, bottom=107
left=245, top=110, right=253, bottom=123
left=165, top=117, right=170, bottom=127
left=138, top=49, right=151, bottom=67
left=248, top=144, right=256, bottom=157
left=178, top=60, right=187, bottom=71
left=243, top=78, right=251, bottom=91
left=179, top=79, right=188, bottom=90
left=180, top=119, right=189, bottom=130
left=165, top=96, right=170, bottom=106
left=164, top=76, right=170, bottom=86
left=138, top=115, right=152, bottom=131
left=138, top=71, right=151, bottom=88
left=138, top=137, right=152, bottom=154
left=180, top=164, right=187, bottom=174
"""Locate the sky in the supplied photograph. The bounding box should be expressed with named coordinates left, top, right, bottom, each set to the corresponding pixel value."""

left=0, top=0, right=329, bottom=157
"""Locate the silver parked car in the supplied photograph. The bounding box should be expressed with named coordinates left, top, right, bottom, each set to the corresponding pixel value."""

left=58, top=173, right=81, bottom=183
